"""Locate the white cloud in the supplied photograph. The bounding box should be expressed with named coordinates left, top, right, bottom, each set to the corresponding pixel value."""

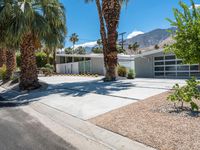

left=74, top=41, right=97, bottom=48
left=127, top=31, right=144, bottom=39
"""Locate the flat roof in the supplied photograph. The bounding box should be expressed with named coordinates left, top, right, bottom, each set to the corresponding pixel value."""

left=56, top=49, right=164, bottom=60
left=56, top=53, right=135, bottom=60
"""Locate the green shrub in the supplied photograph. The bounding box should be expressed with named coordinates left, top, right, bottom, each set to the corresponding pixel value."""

left=45, top=63, right=54, bottom=70
left=41, top=64, right=54, bottom=76
left=168, top=77, right=200, bottom=111
left=16, top=52, right=53, bottom=68
left=36, top=52, right=47, bottom=68
left=0, top=65, right=7, bottom=81
left=127, top=69, right=135, bottom=79
left=118, top=65, right=127, bottom=77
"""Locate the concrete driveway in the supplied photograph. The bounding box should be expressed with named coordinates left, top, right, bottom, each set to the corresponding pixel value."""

left=34, top=76, right=186, bottom=120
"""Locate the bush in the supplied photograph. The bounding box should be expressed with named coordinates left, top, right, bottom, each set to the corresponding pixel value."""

left=168, top=77, right=200, bottom=111
left=16, top=52, right=53, bottom=68
left=41, top=64, right=54, bottom=76
left=118, top=65, right=127, bottom=77
left=0, top=65, right=7, bottom=81
left=127, top=69, right=135, bottom=79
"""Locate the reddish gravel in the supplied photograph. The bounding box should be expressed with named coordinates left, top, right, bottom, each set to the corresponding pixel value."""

left=90, top=92, right=200, bottom=150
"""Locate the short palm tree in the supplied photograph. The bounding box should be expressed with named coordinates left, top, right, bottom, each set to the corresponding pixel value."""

left=85, top=0, right=129, bottom=81
left=69, top=33, right=79, bottom=53
left=128, top=42, right=140, bottom=54
left=0, top=0, right=66, bottom=90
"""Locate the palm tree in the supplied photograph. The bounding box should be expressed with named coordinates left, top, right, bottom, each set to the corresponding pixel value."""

left=128, top=42, right=140, bottom=54
left=0, top=0, right=66, bottom=90
left=69, top=33, right=79, bottom=52
left=85, top=0, right=129, bottom=81
left=5, top=49, right=16, bottom=80
left=0, top=48, right=6, bottom=68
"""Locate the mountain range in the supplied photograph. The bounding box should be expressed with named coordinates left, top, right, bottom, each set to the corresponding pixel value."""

left=123, top=27, right=176, bottom=54
left=76, top=27, right=176, bottom=54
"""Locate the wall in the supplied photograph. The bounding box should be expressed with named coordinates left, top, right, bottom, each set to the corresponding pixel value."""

left=56, top=62, right=79, bottom=74
left=135, top=52, right=164, bottom=78
left=91, top=57, right=105, bottom=75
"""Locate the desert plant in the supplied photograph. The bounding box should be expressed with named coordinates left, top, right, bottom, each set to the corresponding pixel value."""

left=41, top=64, right=54, bottom=76
left=0, top=65, right=7, bottom=81
left=168, top=77, right=200, bottom=111
left=127, top=69, right=135, bottom=79
left=118, top=65, right=127, bottom=77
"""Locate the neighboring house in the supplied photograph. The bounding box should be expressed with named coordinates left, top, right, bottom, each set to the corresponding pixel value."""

left=56, top=49, right=200, bottom=78
left=56, top=53, right=135, bottom=75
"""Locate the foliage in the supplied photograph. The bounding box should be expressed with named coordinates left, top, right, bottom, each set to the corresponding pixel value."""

left=69, top=33, right=79, bottom=48
left=127, top=69, right=135, bottom=79
left=168, top=77, right=200, bottom=111
left=65, top=47, right=73, bottom=54
left=117, top=45, right=125, bottom=54
left=0, top=65, right=7, bottom=81
left=165, top=0, right=200, bottom=64
left=118, top=65, right=127, bottom=77
left=41, top=64, right=54, bottom=76
left=92, top=47, right=103, bottom=54
left=128, top=42, right=140, bottom=54
left=17, top=52, right=53, bottom=68
left=154, top=44, right=160, bottom=49
left=75, top=46, right=86, bottom=54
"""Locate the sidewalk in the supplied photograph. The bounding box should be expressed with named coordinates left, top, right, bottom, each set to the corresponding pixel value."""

left=22, top=101, right=155, bottom=150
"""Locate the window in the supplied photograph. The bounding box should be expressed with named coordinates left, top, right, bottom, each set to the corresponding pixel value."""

left=165, top=72, right=176, bottom=76
left=165, top=61, right=176, bottom=65
left=177, top=72, right=189, bottom=77
left=155, top=72, right=164, bottom=76
left=165, top=66, right=176, bottom=71
left=190, top=65, right=199, bottom=71
left=155, top=61, right=164, bottom=66
left=154, top=56, right=164, bottom=61
left=177, top=65, right=189, bottom=71
left=165, top=55, right=176, bottom=60
left=155, top=67, right=164, bottom=71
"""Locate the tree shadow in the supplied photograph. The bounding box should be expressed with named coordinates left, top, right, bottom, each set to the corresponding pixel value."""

left=0, top=78, right=137, bottom=107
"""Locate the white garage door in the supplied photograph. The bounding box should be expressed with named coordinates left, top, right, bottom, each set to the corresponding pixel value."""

left=154, top=55, right=200, bottom=78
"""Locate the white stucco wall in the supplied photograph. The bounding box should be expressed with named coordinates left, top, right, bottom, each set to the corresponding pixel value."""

left=90, top=57, right=105, bottom=75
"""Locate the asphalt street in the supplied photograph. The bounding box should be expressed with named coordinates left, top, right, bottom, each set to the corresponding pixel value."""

left=0, top=107, right=77, bottom=150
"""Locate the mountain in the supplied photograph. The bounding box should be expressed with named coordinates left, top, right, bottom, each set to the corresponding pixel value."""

left=124, top=27, right=176, bottom=52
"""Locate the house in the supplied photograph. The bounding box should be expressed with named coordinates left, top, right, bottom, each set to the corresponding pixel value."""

left=56, top=53, right=135, bottom=75
left=56, top=49, right=200, bottom=78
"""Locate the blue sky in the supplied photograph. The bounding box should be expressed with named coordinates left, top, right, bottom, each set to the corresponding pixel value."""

left=61, top=0, right=198, bottom=47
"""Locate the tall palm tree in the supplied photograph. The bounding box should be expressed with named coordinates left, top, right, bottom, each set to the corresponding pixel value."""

left=85, top=0, right=129, bottom=81
left=1, top=0, right=66, bottom=90
left=69, top=33, right=79, bottom=52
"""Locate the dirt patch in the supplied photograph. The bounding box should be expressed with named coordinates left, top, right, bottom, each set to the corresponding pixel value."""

left=90, top=92, right=200, bottom=150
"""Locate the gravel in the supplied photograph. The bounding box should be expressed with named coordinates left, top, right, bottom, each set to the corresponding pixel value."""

left=90, top=92, right=200, bottom=150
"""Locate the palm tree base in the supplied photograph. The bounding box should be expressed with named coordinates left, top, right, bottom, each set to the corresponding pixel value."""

left=19, top=80, right=41, bottom=91
left=103, top=77, right=116, bottom=82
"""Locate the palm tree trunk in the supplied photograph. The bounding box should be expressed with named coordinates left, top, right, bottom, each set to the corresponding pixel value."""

left=19, top=32, right=40, bottom=90
left=5, top=49, right=16, bottom=80
left=102, top=0, right=121, bottom=81
left=53, top=49, right=57, bottom=73
left=46, top=52, right=50, bottom=64
left=95, top=0, right=112, bottom=81
left=0, top=48, right=6, bottom=68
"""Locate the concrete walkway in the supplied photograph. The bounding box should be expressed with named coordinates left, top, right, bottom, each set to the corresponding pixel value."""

left=21, top=101, right=155, bottom=150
